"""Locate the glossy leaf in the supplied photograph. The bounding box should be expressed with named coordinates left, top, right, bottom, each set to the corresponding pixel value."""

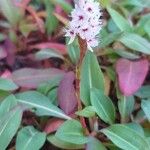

left=116, top=58, right=149, bottom=96
left=55, top=119, right=88, bottom=144
left=11, top=68, right=65, bottom=88
left=0, top=106, right=23, bottom=150
left=80, top=51, right=105, bottom=106
left=67, top=40, right=80, bottom=64
left=118, top=96, right=135, bottom=122
left=76, top=106, right=95, bottom=118
left=35, top=49, right=64, bottom=60
left=91, top=88, right=116, bottom=124
left=102, top=124, right=150, bottom=150
left=16, top=91, right=71, bottom=120
left=0, top=95, right=17, bottom=118
left=16, top=126, right=46, bottom=150
left=135, top=85, right=150, bottom=98
left=119, top=33, right=150, bottom=54
left=107, top=7, right=132, bottom=32
left=0, top=78, right=18, bottom=91
left=141, top=99, right=150, bottom=122
left=47, top=134, right=84, bottom=149
left=58, top=71, right=77, bottom=115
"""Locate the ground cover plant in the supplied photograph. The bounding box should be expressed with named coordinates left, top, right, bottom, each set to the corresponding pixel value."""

left=0, top=0, right=150, bottom=149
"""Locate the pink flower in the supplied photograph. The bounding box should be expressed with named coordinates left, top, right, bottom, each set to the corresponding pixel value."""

left=65, top=0, right=102, bottom=51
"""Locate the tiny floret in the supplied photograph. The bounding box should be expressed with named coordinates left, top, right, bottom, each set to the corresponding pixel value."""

left=65, top=0, right=102, bottom=51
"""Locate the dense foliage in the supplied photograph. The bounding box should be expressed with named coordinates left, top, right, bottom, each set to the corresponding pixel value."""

left=0, top=0, right=150, bottom=150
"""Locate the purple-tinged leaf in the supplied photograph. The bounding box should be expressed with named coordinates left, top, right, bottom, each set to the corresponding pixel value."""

left=0, top=46, right=7, bottom=60
left=58, top=71, right=77, bottom=115
left=116, top=58, right=149, bottom=96
left=44, top=118, right=64, bottom=134
left=4, top=39, right=16, bottom=65
left=11, top=68, right=65, bottom=88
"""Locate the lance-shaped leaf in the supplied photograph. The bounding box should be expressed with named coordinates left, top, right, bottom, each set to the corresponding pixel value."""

left=11, top=68, right=65, bottom=88
left=0, top=78, right=18, bottom=91
left=116, top=58, right=149, bottom=96
left=91, top=88, right=116, bottom=124
left=58, top=71, right=77, bottom=115
left=119, top=33, right=150, bottom=54
left=16, top=126, right=46, bottom=150
left=0, top=0, right=23, bottom=26
left=107, top=7, right=132, bottom=32
left=101, top=124, right=150, bottom=150
left=80, top=51, right=105, bottom=106
left=56, top=119, right=88, bottom=144
left=0, top=95, right=17, bottom=118
left=0, top=106, right=23, bottom=150
left=47, top=134, right=84, bottom=150
left=16, top=91, right=71, bottom=120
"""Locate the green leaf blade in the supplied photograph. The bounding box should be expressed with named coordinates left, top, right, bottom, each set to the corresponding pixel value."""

left=102, top=124, right=150, bottom=150
left=80, top=51, right=105, bottom=106
left=16, top=126, right=46, bottom=150
left=91, top=88, right=116, bottom=124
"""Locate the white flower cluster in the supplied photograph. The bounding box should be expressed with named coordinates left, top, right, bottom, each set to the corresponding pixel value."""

left=65, top=0, right=102, bottom=51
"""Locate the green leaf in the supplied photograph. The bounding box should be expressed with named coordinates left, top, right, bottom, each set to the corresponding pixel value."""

left=80, top=51, right=105, bottom=106
left=0, top=78, right=18, bottom=91
left=135, top=85, right=150, bottom=98
left=47, top=134, right=84, bottom=149
left=0, top=0, right=22, bottom=26
left=114, top=49, right=140, bottom=60
left=86, top=136, right=107, bottom=150
left=35, top=49, right=64, bottom=60
left=75, top=106, right=95, bottom=118
left=101, top=124, right=150, bottom=150
left=144, top=20, right=150, bottom=37
left=100, top=32, right=122, bottom=48
left=16, top=91, right=70, bottom=120
left=55, top=119, right=88, bottom=144
left=125, top=123, right=144, bottom=137
left=0, top=106, right=23, bottom=150
left=44, top=0, right=58, bottom=34
left=107, top=7, right=132, bottom=32
left=100, top=0, right=110, bottom=8
left=16, top=126, right=46, bottom=150
left=0, top=95, right=17, bottom=118
left=91, top=88, right=116, bottom=124
left=119, top=33, right=150, bottom=54
left=141, top=99, right=150, bottom=122
left=67, top=39, right=80, bottom=64
left=118, top=96, right=135, bottom=122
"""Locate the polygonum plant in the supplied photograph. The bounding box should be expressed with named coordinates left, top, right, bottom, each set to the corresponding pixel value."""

left=0, top=0, right=150, bottom=150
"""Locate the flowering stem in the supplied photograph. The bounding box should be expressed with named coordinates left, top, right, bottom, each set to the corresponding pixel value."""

left=75, top=36, right=89, bottom=135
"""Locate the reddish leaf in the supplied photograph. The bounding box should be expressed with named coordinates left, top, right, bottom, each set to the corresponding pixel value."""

left=44, top=118, right=64, bottom=134
left=11, top=68, right=65, bottom=88
left=116, top=58, right=149, bottom=96
left=4, top=39, right=16, bottom=65
left=58, top=71, right=77, bottom=115
left=30, top=42, right=67, bottom=55
left=1, top=70, right=11, bottom=78
left=0, top=46, right=7, bottom=60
